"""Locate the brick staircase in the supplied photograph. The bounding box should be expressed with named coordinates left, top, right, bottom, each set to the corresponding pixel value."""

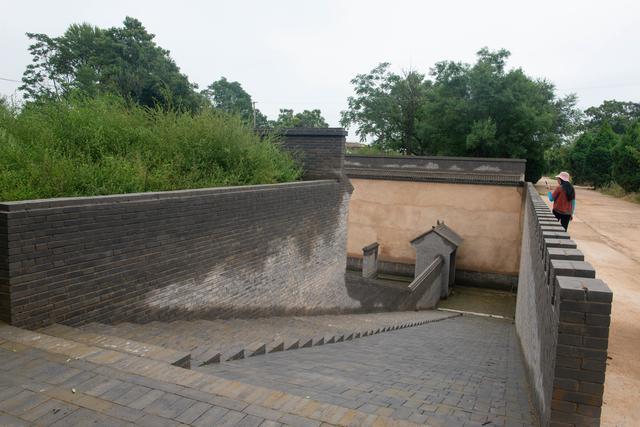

left=67, top=310, right=459, bottom=367
left=0, top=321, right=423, bottom=426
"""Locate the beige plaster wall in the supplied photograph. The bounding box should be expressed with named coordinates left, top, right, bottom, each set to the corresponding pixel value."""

left=347, top=179, right=524, bottom=275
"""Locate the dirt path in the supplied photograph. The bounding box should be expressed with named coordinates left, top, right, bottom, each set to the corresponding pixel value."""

left=537, top=181, right=640, bottom=427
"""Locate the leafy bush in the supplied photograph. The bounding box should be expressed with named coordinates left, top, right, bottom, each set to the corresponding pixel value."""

left=0, top=95, right=301, bottom=201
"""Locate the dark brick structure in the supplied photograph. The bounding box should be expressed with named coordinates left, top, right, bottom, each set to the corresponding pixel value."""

left=278, top=128, right=347, bottom=181
left=516, top=183, right=611, bottom=427
left=0, top=129, right=361, bottom=329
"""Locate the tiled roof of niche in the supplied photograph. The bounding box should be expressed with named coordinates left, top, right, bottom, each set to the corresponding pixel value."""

left=411, top=223, right=464, bottom=247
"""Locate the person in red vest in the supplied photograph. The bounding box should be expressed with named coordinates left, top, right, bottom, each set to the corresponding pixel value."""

left=546, top=171, right=576, bottom=231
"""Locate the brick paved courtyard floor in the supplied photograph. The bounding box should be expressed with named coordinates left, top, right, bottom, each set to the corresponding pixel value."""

left=200, top=315, right=535, bottom=426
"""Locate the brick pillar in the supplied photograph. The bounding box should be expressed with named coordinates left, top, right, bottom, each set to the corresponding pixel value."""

left=362, top=243, right=379, bottom=279
left=0, top=210, right=8, bottom=324
left=552, top=276, right=612, bottom=427
left=275, top=128, right=347, bottom=181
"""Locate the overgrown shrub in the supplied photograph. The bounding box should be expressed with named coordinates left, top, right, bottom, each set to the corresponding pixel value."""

left=0, top=95, right=301, bottom=201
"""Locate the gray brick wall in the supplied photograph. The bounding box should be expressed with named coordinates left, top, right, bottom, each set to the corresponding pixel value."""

left=0, top=128, right=358, bottom=329
left=515, top=183, right=612, bottom=427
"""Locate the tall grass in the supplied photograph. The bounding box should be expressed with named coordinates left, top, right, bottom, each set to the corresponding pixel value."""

left=0, top=95, right=301, bottom=201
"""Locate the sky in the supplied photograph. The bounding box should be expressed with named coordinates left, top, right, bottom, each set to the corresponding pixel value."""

left=1, top=0, right=639, bottom=140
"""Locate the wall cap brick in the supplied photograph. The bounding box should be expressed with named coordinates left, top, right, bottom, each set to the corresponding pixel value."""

left=557, top=277, right=611, bottom=302
left=550, top=260, right=596, bottom=278
left=259, top=127, right=348, bottom=137
left=0, top=180, right=337, bottom=212
left=544, top=238, right=578, bottom=249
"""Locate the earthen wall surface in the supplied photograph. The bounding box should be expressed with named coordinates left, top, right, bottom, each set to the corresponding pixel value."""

left=347, top=179, right=524, bottom=276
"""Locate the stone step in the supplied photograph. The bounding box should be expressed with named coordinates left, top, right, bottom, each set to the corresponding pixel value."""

left=39, top=323, right=191, bottom=368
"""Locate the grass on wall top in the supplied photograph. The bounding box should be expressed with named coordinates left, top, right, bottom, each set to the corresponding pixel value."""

left=0, top=95, right=302, bottom=202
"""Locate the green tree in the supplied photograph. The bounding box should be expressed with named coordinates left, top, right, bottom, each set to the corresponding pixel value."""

left=420, top=48, right=575, bottom=182
left=585, top=125, right=616, bottom=188
left=340, top=63, right=429, bottom=153
left=583, top=100, right=640, bottom=134
left=571, top=123, right=617, bottom=187
left=274, top=108, right=328, bottom=128
left=202, top=77, right=269, bottom=127
left=20, top=17, right=203, bottom=112
left=340, top=49, right=577, bottom=182
left=569, top=132, right=592, bottom=184
left=612, top=121, right=640, bottom=192
left=544, top=143, right=571, bottom=175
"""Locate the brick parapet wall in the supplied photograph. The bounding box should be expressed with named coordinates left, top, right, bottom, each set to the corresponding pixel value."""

left=516, top=183, right=612, bottom=427
left=0, top=128, right=359, bottom=329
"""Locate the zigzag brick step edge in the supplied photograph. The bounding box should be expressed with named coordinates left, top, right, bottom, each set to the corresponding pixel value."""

left=0, top=323, right=421, bottom=427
